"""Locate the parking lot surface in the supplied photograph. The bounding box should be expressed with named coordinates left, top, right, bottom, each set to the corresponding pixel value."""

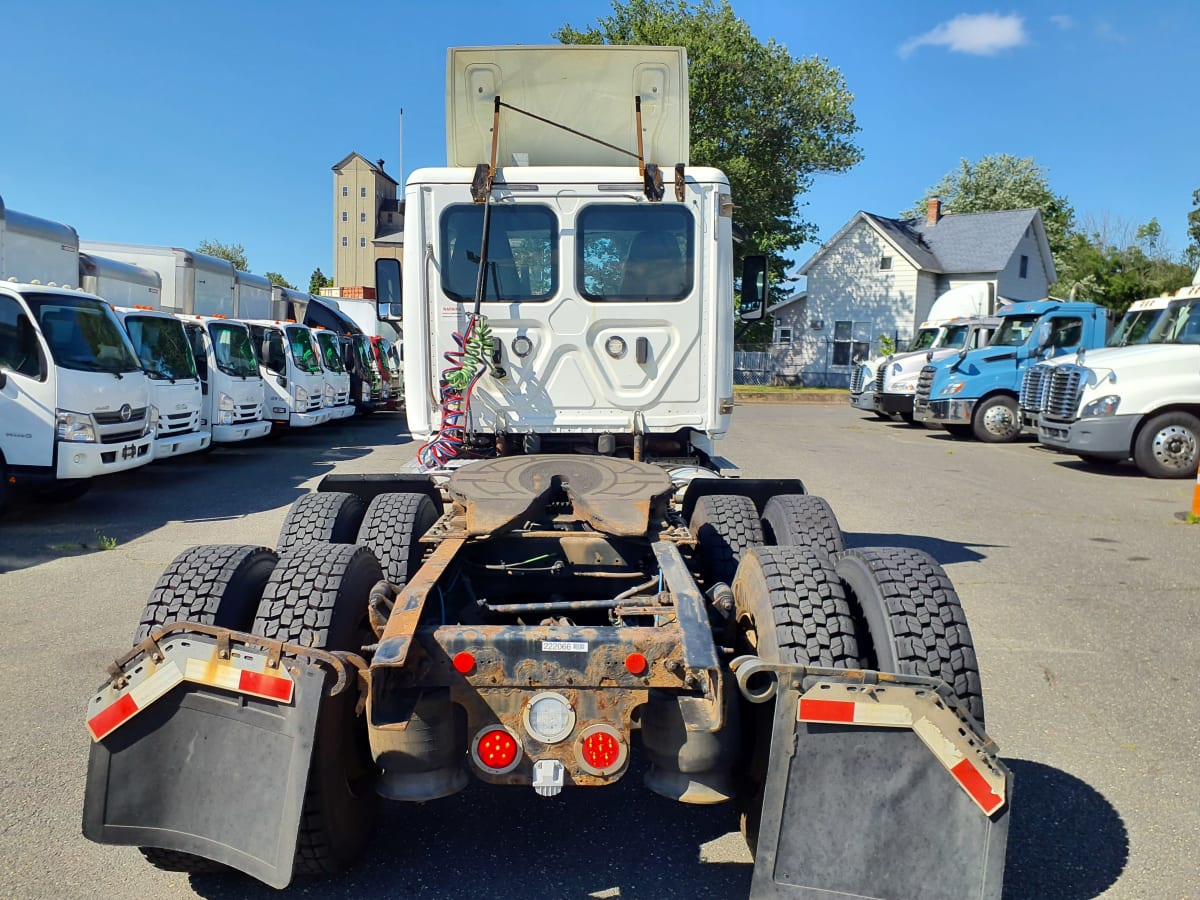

left=0, top=406, right=1195, bottom=899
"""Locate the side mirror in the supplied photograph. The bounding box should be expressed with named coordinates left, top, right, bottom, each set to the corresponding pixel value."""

left=739, top=255, right=768, bottom=321
left=1035, top=320, right=1052, bottom=350
left=376, top=259, right=402, bottom=321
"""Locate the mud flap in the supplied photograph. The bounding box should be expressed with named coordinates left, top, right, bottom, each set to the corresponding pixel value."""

left=82, top=637, right=329, bottom=889
left=748, top=673, right=1010, bottom=900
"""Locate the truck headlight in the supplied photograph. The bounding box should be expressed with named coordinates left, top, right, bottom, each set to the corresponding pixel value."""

left=142, top=405, right=160, bottom=437
left=361, top=383, right=371, bottom=402
left=55, top=410, right=97, bottom=443
left=1082, top=395, right=1121, bottom=417
left=218, top=391, right=235, bottom=412
left=295, top=386, right=308, bottom=404
left=324, top=383, right=335, bottom=403
left=940, top=381, right=966, bottom=396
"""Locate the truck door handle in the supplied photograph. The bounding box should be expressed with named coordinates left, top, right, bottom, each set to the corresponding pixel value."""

left=636, top=337, right=649, bottom=365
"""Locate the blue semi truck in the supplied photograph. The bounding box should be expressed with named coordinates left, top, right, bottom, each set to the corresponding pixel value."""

left=913, top=298, right=1110, bottom=442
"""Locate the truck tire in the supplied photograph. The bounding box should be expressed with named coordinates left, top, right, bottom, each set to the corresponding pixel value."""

left=689, top=494, right=763, bottom=587
left=253, top=542, right=381, bottom=876
left=136, top=543, right=278, bottom=875
left=355, top=492, right=439, bottom=589
left=136, top=544, right=279, bottom=643
left=835, top=547, right=984, bottom=725
left=971, top=395, right=1021, bottom=443
left=1133, top=412, right=1200, bottom=479
left=731, top=546, right=865, bottom=852
left=761, top=494, right=844, bottom=557
left=277, top=491, right=366, bottom=552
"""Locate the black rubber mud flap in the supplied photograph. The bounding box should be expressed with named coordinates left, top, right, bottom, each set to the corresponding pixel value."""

left=750, top=679, right=1010, bottom=900
left=82, top=663, right=327, bottom=889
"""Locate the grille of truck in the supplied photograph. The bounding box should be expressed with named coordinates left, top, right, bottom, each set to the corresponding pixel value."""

left=233, top=403, right=260, bottom=425
left=335, top=389, right=350, bottom=406
left=1044, top=366, right=1084, bottom=421
left=305, top=396, right=322, bottom=413
left=849, top=365, right=866, bottom=394
left=874, top=365, right=886, bottom=394
left=913, top=365, right=936, bottom=414
left=94, top=407, right=147, bottom=426
left=99, top=426, right=146, bottom=445
left=1019, top=365, right=1051, bottom=413
left=158, top=411, right=199, bottom=438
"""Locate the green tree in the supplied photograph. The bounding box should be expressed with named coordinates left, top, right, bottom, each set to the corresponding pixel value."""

left=903, top=154, right=1075, bottom=268
left=195, top=239, right=249, bottom=272
left=265, top=272, right=295, bottom=289
left=1186, top=188, right=1200, bottom=271
left=1054, top=218, right=1194, bottom=311
left=308, top=268, right=334, bottom=294
left=555, top=0, right=863, bottom=279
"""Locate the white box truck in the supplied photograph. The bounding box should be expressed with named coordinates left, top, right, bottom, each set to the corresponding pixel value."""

left=0, top=198, right=154, bottom=511
left=79, top=241, right=238, bottom=317
left=178, top=314, right=272, bottom=443
left=309, top=325, right=356, bottom=420
left=242, top=318, right=331, bottom=428
left=235, top=270, right=273, bottom=320
left=79, top=253, right=162, bottom=308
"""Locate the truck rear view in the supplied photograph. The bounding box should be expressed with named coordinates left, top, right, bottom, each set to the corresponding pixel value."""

left=83, top=46, right=1010, bottom=899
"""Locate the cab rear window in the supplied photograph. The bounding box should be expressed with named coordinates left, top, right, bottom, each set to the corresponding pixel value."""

left=440, top=205, right=557, bottom=303
left=577, top=205, right=694, bottom=302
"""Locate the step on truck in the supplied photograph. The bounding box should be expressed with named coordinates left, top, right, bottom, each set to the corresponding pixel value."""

left=0, top=199, right=154, bottom=513
left=83, top=46, right=1010, bottom=899
left=913, top=297, right=1110, bottom=441
left=1025, top=283, right=1200, bottom=477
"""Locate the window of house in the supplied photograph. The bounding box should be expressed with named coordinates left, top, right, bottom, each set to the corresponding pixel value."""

left=361, top=187, right=367, bottom=198
left=832, top=319, right=871, bottom=367
left=1019, top=255, right=1029, bottom=278
left=775, top=326, right=793, bottom=345
left=360, top=237, right=366, bottom=248
left=341, top=211, right=348, bottom=222
left=360, top=212, right=367, bottom=223
left=342, top=186, right=348, bottom=197
left=341, top=237, right=348, bottom=247
left=879, top=256, right=892, bottom=271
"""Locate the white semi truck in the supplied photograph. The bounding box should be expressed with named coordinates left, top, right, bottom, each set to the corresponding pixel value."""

left=0, top=199, right=154, bottom=512
left=111, top=306, right=211, bottom=458
left=178, top=314, right=272, bottom=443
left=83, top=46, right=1009, bottom=898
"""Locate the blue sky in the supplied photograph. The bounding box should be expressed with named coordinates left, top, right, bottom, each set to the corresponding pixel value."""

left=2, top=1, right=1197, bottom=290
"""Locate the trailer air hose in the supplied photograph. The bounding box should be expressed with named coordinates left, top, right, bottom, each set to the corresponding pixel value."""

left=416, top=314, right=495, bottom=470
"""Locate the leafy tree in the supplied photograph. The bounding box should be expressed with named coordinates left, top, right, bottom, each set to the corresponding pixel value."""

left=903, top=154, right=1074, bottom=268
left=555, top=0, right=863, bottom=284
left=308, top=268, right=334, bottom=294
left=1054, top=219, right=1193, bottom=311
left=195, top=239, right=249, bottom=272
left=265, top=272, right=296, bottom=289
left=1186, top=188, right=1200, bottom=271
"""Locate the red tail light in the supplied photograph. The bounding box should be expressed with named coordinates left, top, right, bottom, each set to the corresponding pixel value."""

left=472, top=727, right=521, bottom=773
left=575, top=724, right=628, bottom=776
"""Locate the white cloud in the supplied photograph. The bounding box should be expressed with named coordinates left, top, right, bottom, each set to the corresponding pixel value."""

left=899, top=13, right=1029, bottom=58
left=1050, top=14, right=1074, bottom=30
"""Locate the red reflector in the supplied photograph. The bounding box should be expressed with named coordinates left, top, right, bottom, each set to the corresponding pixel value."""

left=624, top=652, right=648, bottom=675
left=453, top=651, right=476, bottom=674
left=88, top=693, right=138, bottom=740
left=478, top=729, right=518, bottom=770
left=581, top=730, right=622, bottom=770
left=951, top=759, right=1004, bottom=815
left=238, top=669, right=293, bottom=702
left=798, top=698, right=856, bottom=723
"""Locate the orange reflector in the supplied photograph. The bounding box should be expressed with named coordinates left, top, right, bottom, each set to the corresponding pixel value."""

left=580, top=730, right=621, bottom=770
left=453, top=651, right=476, bottom=674
left=477, top=729, right=519, bottom=771
left=624, top=652, right=648, bottom=675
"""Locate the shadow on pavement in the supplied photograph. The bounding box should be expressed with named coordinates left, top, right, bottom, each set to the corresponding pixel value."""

left=844, top=531, right=1001, bottom=565
left=1002, top=758, right=1128, bottom=899
left=0, top=413, right=411, bottom=575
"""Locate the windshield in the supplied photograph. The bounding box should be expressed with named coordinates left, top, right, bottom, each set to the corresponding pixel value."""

left=210, top=322, right=260, bottom=377
left=577, top=205, right=695, bottom=302
left=1157, top=299, right=1200, bottom=344
left=990, top=314, right=1041, bottom=347
left=124, top=315, right=197, bottom=381
left=315, top=331, right=346, bottom=373
left=25, top=294, right=142, bottom=374
left=908, top=328, right=940, bottom=352
left=940, top=325, right=972, bottom=349
left=353, top=334, right=380, bottom=382
left=286, top=325, right=322, bottom=373
left=1109, top=307, right=1167, bottom=347
left=441, top=204, right=557, bottom=303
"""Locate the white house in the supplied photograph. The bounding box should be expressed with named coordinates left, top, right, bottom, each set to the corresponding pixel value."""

left=783, top=199, right=1056, bottom=385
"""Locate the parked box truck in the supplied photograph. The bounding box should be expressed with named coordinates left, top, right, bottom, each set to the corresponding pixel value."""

left=79, top=241, right=238, bottom=317
left=178, top=314, right=272, bottom=443
left=243, top=319, right=331, bottom=428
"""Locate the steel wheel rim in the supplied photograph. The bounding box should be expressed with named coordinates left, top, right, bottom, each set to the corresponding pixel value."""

left=984, top=404, right=1018, bottom=438
left=1152, top=425, right=1197, bottom=471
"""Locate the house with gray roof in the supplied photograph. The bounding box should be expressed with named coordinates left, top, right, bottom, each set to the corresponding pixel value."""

left=786, top=199, right=1056, bottom=385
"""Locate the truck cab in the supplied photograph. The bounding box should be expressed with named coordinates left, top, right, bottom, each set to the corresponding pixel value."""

left=873, top=316, right=999, bottom=422
left=113, top=306, right=211, bottom=458
left=913, top=299, right=1109, bottom=441
left=244, top=319, right=331, bottom=428
left=178, top=314, right=272, bottom=443
left=0, top=284, right=154, bottom=509
left=309, top=326, right=356, bottom=421
left=1031, top=285, right=1200, bottom=477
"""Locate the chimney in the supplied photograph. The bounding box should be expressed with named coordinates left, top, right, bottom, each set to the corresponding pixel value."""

left=926, top=196, right=942, bottom=226
left=376, top=159, right=386, bottom=173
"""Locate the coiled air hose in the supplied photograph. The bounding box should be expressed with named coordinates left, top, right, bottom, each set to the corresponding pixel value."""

left=416, top=314, right=495, bottom=470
